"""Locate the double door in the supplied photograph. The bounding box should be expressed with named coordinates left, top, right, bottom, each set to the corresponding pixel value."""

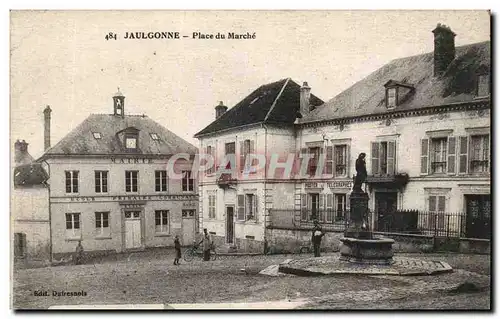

left=465, top=195, right=491, bottom=239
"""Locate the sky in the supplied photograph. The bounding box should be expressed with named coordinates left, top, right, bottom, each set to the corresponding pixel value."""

left=10, top=10, right=490, bottom=159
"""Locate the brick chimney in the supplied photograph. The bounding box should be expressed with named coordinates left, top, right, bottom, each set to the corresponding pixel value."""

left=215, top=101, right=228, bottom=119
left=432, top=23, right=456, bottom=77
left=14, top=139, right=29, bottom=164
left=299, top=81, right=311, bottom=117
left=43, top=105, right=52, bottom=151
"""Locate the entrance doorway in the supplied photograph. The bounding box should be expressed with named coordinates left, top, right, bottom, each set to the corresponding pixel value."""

left=375, top=192, right=398, bottom=230
left=182, top=210, right=196, bottom=245
left=124, top=211, right=142, bottom=249
left=226, top=206, right=234, bottom=244
left=465, top=194, right=491, bottom=239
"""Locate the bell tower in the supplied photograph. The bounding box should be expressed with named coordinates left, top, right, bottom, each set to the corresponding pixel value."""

left=113, top=88, right=125, bottom=117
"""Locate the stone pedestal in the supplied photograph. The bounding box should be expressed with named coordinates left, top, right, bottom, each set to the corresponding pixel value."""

left=340, top=189, right=394, bottom=265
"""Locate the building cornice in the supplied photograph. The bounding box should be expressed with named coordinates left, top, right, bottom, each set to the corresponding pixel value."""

left=298, top=99, right=490, bottom=129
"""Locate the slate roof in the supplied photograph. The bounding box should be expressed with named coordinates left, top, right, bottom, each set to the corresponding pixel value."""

left=41, top=114, right=198, bottom=157
left=194, top=78, right=323, bottom=136
left=13, top=163, right=49, bottom=187
left=301, top=41, right=491, bottom=124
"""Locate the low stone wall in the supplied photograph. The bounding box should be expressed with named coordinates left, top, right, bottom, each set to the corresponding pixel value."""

left=458, top=238, right=491, bottom=254
left=266, top=227, right=343, bottom=254
left=373, top=232, right=435, bottom=253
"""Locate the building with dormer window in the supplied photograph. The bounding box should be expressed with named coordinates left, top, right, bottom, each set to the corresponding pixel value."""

left=195, top=24, right=490, bottom=253
left=38, top=90, right=198, bottom=258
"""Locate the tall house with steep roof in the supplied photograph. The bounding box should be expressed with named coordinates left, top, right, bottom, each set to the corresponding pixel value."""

left=195, top=78, right=324, bottom=252
left=38, top=90, right=199, bottom=257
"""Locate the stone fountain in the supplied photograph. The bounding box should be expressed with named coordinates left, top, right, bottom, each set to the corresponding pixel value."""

left=339, top=153, right=395, bottom=265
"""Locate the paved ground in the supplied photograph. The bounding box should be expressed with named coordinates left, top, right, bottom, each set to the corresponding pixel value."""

left=12, top=250, right=491, bottom=310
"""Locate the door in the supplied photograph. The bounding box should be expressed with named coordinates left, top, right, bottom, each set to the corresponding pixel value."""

left=226, top=206, right=234, bottom=244
left=466, top=195, right=491, bottom=239
left=375, top=192, right=398, bottom=231
left=125, top=211, right=142, bottom=249
left=182, top=210, right=196, bottom=245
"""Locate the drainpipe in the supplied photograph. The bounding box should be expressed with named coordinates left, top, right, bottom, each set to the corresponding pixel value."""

left=42, top=159, right=52, bottom=263
left=263, top=123, right=268, bottom=252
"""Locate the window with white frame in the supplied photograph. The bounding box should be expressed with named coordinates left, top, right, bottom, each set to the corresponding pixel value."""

left=334, top=145, right=347, bottom=177
left=237, top=194, right=258, bottom=221
left=421, top=133, right=457, bottom=175
left=95, top=171, right=108, bottom=193
left=371, top=141, right=396, bottom=175
left=208, top=194, right=216, bottom=219
left=155, top=170, right=168, bottom=192
left=95, top=212, right=110, bottom=237
left=125, top=171, right=138, bottom=192
left=387, top=88, right=397, bottom=108
left=470, top=135, right=490, bottom=173
left=65, top=213, right=81, bottom=238
left=182, top=171, right=194, bottom=192
left=428, top=195, right=446, bottom=230
left=308, top=147, right=320, bottom=176
left=240, top=139, right=252, bottom=172
left=155, top=210, right=169, bottom=233
left=334, top=194, right=347, bottom=221
left=65, top=171, right=79, bottom=193
left=431, top=138, right=447, bottom=174
left=206, top=145, right=214, bottom=174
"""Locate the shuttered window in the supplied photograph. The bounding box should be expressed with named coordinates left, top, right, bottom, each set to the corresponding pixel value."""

left=420, top=138, right=429, bottom=174
left=237, top=194, right=245, bottom=221
left=458, top=136, right=469, bottom=174
left=447, top=137, right=456, bottom=174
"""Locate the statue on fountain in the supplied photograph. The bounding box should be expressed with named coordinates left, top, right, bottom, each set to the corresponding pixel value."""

left=352, top=153, right=367, bottom=193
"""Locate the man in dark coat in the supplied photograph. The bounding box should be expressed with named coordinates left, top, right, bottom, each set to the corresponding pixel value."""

left=353, top=153, right=367, bottom=192
left=173, top=235, right=181, bottom=265
left=74, top=240, right=84, bottom=265
left=199, top=228, right=211, bottom=261
left=311, top=220, right=325, bottom=257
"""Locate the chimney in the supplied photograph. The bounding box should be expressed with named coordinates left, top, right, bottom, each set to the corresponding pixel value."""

left=432, top=23, right=456, bottom=77
left=43, top=105, right=52, bottom=151
left=215, top=101, right=228, bottom=119
left=299, top=81, right=311, bottom=117
left=14, top=139, right=29, bottom=164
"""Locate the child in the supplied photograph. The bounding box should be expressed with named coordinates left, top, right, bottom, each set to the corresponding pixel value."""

left=173, top=235, right=181, bottom=265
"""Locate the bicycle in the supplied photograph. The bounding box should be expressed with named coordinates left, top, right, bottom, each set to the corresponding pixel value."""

left=183, top=242, right=217, bottom=262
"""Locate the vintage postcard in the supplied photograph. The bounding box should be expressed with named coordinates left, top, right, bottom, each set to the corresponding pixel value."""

left=10, top=10, right=491, bottom=310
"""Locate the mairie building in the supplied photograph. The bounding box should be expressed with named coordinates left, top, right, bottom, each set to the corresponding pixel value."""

left=38, top=90, right=198, bottom=257
left=195, top=24, right=490, bottom=253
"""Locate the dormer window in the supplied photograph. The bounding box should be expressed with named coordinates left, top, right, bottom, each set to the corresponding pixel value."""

left=477, top=74, right=490, bottom=97
left=387, top=88, right=397, bottom=108
left=150, top=133, right=160, bottom=140
left=92, top=132, right=102, bottom=139
left=125, top=135, right=137, bottom=149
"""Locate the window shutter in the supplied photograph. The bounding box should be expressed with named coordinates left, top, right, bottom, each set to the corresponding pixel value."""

left=301, top=194, right=308, bottom=221
left=438, top=196, right=446, bottom=212
left=253, top=195, right=258, bottom=221
left=250, top=140, right=256, bottom=169
left=371, top=142, right=379, bottom=175
left=429, top=195, right=437, bottom=211
left=237, top=194, right=245, bottom=221
left=420, top=138, right=429, bottom=175
left=326, top=193, right=333, bottom=222
left=239, top=141, right=245, bottom=172
left=387, top=141, right=396, bottom=175
left=346, top=144, right=351, bottom=177
left=325, top=146, right=333, bottom=175
left=319, top=194, right=325, bottom=222
left=447, top=136, right=456, bottom=174
left=300, top=148, right=308, bottom=175
left=458, top=136, right=469, bottom=174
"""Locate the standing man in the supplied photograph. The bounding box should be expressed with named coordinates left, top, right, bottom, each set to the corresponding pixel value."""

left=200, top=228, right=211, bottom=261
left=311, top=220, right=325, bottom=257
left=74, top=240, right=84, bottom=265
left=173, top=235, right=181, bottom=265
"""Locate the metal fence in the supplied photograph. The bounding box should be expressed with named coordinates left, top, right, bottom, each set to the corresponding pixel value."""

left=268, top=209, right=470, bottom=238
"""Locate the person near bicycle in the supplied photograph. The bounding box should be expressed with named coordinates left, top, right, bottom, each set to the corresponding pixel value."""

left=199, top=228, right=212, bottom=261
left=311, top=220, right=325, bottom=257
left=173, top=235, right=181, bottom=265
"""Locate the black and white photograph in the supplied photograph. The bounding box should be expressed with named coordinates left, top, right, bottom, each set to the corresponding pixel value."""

left=9, top=9, right=491, bottom=310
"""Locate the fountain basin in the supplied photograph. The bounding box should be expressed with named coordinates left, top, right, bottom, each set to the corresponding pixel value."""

left=339, top=237, right=395, bottom=265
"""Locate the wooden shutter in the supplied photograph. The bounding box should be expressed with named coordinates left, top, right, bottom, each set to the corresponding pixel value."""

left=458, top=136, right=468, bottom=174
left=301, top=194, right=308, bottom=221
left=325, top=146, right=333, bottom=175
left=437, top=196, right=446, bottom=229
left=420, top=138, right=429, bottom=175
left=300, top=148, right=308, bottom=175
left=239, top=141, right=245, bottom=172
left=447, top=136, right=456, bottom=174
left=237, top=194, right=245, bottom=221
left=371, top=142, right=379, bottom=175
left=428, top=195, right=436, bottom=229
left=346, top=144, right=351, bottom=177
left=326, top=193, right=333, bottom=222
left=387, top=141, right=396, bottom=175
left=250, top=140, right=256, bottom=169
left=253, top=195, right=258, bottom=221
left=319, top=194, right=325, bottom=222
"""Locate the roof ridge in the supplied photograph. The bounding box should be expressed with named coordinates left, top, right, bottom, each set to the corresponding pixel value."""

left=263, top=77, right=290, bottom=122
left=390, top=40, right=490, bottom=63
